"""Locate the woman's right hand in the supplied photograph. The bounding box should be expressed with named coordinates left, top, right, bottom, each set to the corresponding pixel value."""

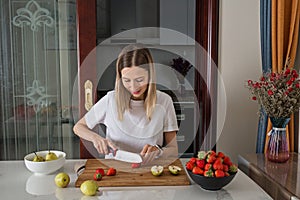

left=92, top=135, right=117, bottom=155
left=73, top=118, right=117, bottom=155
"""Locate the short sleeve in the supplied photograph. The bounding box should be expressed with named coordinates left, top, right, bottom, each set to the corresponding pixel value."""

left=84, top=94, right=109, bottom=129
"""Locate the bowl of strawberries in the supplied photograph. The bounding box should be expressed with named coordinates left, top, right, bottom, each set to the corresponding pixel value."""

left=185, top=150, right=238, bottom=191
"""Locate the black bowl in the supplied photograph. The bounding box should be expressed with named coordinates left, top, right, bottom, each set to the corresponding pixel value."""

left=187, top=170, right=237, bottom=190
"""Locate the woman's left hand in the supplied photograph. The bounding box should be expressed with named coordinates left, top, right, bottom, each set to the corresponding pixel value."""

left=140, top=144, right=159, bottom=164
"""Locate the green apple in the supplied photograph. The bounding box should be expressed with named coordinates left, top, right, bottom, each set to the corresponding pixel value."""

left=80, top=180, right=99, bottom=196
left=55, top=172, right=70, bottom=188
left=151, top=165, right=164, bottom=176
left=33, top=152, right=45, bottom=162
left=45, top=151, right=58, bottom=161
left=168, top=165, right=181, bottom=175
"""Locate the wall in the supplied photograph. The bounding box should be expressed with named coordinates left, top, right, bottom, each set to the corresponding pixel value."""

left=217, top=0, right=262, bottom=163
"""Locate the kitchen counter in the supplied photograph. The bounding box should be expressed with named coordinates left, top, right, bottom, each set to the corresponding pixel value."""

left=0, top=159, right=272, bottom=200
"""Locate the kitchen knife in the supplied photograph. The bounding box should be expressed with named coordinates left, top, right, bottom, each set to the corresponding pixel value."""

left=113, top=149, right=143, bottom=163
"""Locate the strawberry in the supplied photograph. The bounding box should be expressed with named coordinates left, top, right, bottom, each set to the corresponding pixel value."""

left=193, top=150, right=237, bottom=179
left=189, top=157, right=197, bottom=164
left=223, top=156, right=232, bottom=166
left=204, top=170, right=214, bottom=177
left=207, top=150, right=216, bottom=157
left=196, top=159, right=205, bottom=169
left=229, top=164, right=238, bottom=174
left=186, top=161, right=195, bottom=171
left=93, top=172, right=102, bottom=181
left=223, top=164, right=229, bottom=172
left=192, top=166, right=204, bottom=175
left=197, top=151, right=207, bottom=160
left=213, top=158, right=223, bottom=170
left=206, top=154, right=216, bottom=163
left=204, top=163, right=212, bottom=171
left=217, top=151, right=225, bottom=158
left=95, top=168, right=105, bottom=176
left=215, top=170, right=225, bottom=178
left=106, top=167, right=116, bottom=176
left=131, top=163, right=141, bottom=168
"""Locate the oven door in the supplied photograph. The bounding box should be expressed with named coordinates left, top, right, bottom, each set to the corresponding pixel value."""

left=174, top=102, right=197, bottom=157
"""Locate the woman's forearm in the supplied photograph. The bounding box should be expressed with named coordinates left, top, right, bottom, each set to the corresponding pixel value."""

left=161, top=146, right=178, bottom=159
left=161, top=131, right=178, bottom=159
left=73, top=118, right=103, bottom=143
left=73, top=118, right=117, bottom=154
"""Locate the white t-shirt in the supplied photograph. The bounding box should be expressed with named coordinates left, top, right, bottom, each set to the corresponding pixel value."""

left=85, top=90, right=178, bottom=153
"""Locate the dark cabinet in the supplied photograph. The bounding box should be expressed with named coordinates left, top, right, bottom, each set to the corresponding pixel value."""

left=175, top=101, right=198, bottom=157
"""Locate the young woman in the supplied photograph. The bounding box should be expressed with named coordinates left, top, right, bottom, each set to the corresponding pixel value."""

left=73, top=44, right=178, bottom=164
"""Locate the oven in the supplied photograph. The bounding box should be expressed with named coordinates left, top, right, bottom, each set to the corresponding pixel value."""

left=174, top=101, right=197, bottom=157
left=163, top=90, right=197, bottom=158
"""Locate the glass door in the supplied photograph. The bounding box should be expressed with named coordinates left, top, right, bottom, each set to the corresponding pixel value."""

left=0, top=0, right=78, bottom=160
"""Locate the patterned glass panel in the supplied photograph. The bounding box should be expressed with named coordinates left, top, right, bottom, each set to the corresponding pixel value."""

left=0, top=0, right=78, bottom=160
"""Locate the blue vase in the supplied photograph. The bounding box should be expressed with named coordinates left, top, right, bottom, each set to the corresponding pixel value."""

left=266, top=117, right=290, bottom=163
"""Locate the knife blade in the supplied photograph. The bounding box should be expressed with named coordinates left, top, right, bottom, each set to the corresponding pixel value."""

left=114, top=149, right=143, bottom=163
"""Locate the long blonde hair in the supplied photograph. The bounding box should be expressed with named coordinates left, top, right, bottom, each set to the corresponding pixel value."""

left=115, top=44, right=156, bottom=120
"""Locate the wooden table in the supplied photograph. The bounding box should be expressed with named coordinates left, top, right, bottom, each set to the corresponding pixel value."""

left=238, top=152, right=300, bottom=200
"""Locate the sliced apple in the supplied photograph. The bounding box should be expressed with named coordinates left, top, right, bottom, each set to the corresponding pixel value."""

left=151, top=165, right=164, bottom=176
left=168, top=165, right=181, bottom=175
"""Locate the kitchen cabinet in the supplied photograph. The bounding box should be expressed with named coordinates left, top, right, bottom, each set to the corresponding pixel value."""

left=98, top=0, right=159, bottom=44
left=160, top=0, right=195, bottom=45
left=76, top=0, right=219, bottom=159
left=98, top=0, right=194, bottom=45
left=175, top=101, right=197, bottom=157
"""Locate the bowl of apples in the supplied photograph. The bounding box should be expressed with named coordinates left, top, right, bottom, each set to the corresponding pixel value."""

left=186, top=150, right=238, bottom=191
left=24, top=150, right=66, bottom=175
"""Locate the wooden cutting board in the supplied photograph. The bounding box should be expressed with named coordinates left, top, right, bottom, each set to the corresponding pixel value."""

left=75, top=158, right=190, bottom=187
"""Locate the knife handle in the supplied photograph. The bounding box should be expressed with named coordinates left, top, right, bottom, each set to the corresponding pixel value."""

left=74, top=161, right=86, bottom=176
left=109, top=147, right=117, bottom=156
left=155, top=144, right=164, bottom=158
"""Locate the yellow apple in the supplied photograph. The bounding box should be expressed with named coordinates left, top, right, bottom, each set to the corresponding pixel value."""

left=33, top=152, right=45, bottom=162
left=151, top=165, right=164, bottom=176
left=80, top=180, right=98, bottom=196
left=46, top=151, right=58, bottom=161
left=168, top=165, right=181, bottom=175
left=55, top=172, right=70, bottom=188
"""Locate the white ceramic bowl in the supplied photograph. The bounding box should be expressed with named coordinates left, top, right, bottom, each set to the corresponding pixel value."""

left=24, top=150, right=66, bottom=175
left=26, top=174, right=56, bottom=195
